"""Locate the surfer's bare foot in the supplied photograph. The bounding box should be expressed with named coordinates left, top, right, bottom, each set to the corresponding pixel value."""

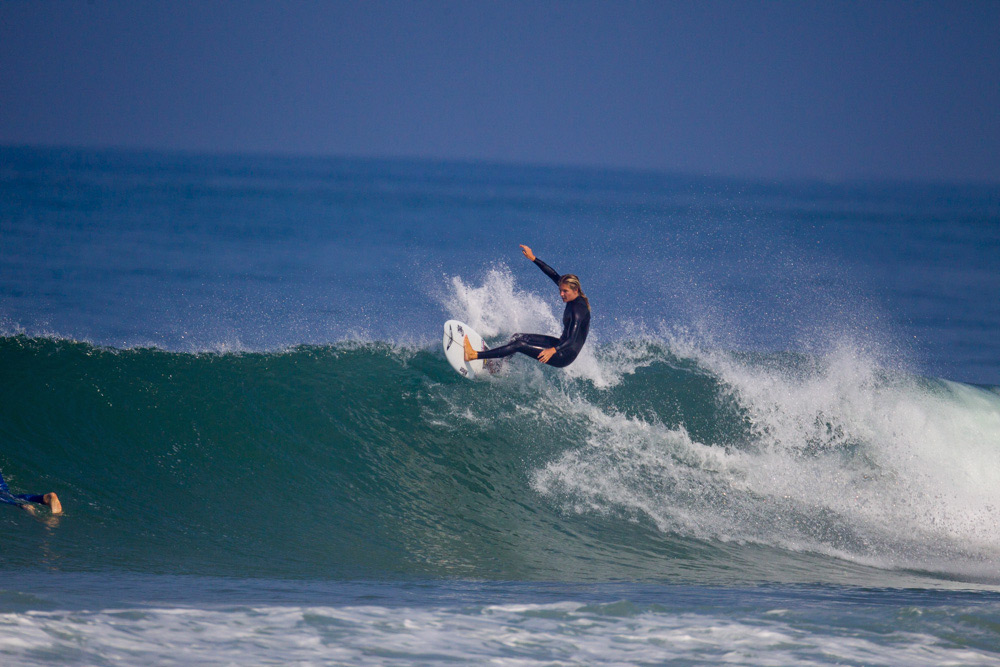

left=463, top=335, right=478, bottom=361
left=43, top=493, right=62, bottom=514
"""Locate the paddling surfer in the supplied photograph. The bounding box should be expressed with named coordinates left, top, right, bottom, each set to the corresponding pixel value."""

left=0, top=469, right=62, bottom=514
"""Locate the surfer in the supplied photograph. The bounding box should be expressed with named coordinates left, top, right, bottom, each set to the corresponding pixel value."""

left=464, top=245, right=590, bottom=368
left=0, top=469, right=62, bottom=514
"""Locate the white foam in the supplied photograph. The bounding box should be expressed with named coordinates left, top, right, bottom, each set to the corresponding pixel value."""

left=700, top=339, right=1000, bottom=548
left=532, top=330, right=1000, bottom=576
left=1, top=601, right=997, bottom=666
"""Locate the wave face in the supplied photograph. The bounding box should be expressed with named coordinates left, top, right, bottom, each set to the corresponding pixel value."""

left=3, top=333, right=999, bottom=586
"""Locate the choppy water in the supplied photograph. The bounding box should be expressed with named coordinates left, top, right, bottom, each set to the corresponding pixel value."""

left=1, top=146, right=998, bottom=664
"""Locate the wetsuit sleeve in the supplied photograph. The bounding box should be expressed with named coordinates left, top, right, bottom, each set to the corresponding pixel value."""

left=533, top=258, right=562, bottom=286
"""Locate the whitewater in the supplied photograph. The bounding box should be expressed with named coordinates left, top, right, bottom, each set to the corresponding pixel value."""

left=1, top=146, right=999, bottom=664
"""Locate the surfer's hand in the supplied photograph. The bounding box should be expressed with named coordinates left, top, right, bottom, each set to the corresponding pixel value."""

left=520, top=245, right=536, bottom=261
left=537, top=347, right=556, bottom=363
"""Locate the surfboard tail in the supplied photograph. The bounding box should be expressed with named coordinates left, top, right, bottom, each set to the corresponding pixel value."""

left=443, top=320, right=486, bottom=380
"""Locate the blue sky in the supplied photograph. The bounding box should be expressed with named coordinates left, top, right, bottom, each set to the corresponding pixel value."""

left=2, top=1, right=998, bottom=182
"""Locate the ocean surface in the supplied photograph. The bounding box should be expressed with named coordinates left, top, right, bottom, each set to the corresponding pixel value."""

left=1, top=145, right=999, bottom=664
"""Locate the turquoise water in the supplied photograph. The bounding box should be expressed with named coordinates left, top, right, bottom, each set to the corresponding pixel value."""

left=1, top=146, right=999, bottom=663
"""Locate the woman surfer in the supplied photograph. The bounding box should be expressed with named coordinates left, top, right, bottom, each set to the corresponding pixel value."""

left=464, top=245, right=590, bottom=368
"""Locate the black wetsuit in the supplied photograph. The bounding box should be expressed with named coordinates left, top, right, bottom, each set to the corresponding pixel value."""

left=477, top=258, right=590, bottom=368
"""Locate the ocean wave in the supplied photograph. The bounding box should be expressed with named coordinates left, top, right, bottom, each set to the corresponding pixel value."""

left=2, top=333, right=998, bottom=585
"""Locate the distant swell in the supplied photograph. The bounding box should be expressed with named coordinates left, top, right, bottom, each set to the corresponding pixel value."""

left=2, top=335, right=999, bottom=585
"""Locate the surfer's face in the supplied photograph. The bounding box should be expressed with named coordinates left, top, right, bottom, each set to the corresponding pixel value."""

left=559, top=284, right=579, bottom=303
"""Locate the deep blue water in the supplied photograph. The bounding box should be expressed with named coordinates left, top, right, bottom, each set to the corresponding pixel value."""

left=1, top=146, right=999, bottom=664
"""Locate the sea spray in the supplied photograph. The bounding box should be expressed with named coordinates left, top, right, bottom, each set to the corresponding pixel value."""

left=439, top=265, right=619, bottom=387
left=532, top=331, right=1000, bottom=579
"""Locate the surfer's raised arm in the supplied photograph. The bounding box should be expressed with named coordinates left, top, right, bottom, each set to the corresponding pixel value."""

left=520, top=245, right=561, bottom=285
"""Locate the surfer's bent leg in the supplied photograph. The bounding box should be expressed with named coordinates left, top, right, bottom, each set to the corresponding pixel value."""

left=475, top=334, right=560, bottom=361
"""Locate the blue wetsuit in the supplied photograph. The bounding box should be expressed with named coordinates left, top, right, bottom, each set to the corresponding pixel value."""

left=476, top=258, right=591, bottom=368
left=0, top=470, right=45, bottom=507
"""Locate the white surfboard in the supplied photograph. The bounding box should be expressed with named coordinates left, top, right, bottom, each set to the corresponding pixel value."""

left=443, top=320, right=488, bottom=380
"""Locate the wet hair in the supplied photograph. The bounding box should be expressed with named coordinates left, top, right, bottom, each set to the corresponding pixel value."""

left=558, top=274, right=590, bottom=310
